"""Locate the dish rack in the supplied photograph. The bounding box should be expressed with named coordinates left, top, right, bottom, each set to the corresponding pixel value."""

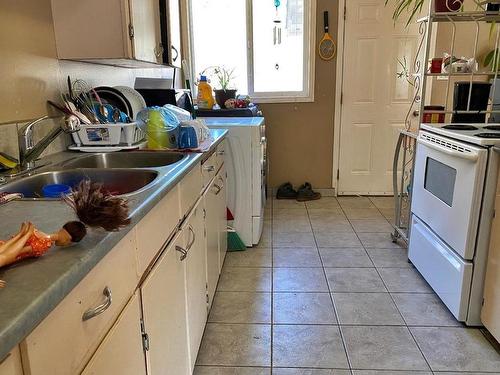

left=71, top=122, right=145, bottom=146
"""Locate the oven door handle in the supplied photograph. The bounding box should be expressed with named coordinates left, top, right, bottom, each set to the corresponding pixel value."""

left=418, top=138, right=479, bottom=162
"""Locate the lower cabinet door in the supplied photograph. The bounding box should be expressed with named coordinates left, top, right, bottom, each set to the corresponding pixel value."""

left=141, top=231, right=190, bottom=375
left=205, top=180, right=220, bottom=309
left=184, top=200, right=208, bottom=371
left=81, top=293, right=146, bottom=375
left=0, top=346, right=23, bottom=375
left=217, top=166, right=228, bottom=270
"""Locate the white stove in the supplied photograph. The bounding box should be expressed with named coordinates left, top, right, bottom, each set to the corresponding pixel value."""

left=409, top=123, right=500, bottom=325
left=421, top=122, right=500, bottom=146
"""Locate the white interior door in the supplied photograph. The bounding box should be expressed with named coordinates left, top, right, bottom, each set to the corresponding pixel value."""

left=338, top=0, right=420, bottom=195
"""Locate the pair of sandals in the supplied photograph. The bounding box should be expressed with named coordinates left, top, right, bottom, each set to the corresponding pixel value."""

left=276, top=182, right=321, bottom=202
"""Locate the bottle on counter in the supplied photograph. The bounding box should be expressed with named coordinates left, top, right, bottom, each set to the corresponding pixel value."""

left=197, top=75, right=215, bottom=110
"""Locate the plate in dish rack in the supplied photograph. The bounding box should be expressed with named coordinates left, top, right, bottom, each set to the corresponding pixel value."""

left=68, top=141, right=147, bottom=153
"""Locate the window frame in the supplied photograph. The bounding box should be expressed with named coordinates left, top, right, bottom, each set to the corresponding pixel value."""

left=183, top=0, right=316, bottom=104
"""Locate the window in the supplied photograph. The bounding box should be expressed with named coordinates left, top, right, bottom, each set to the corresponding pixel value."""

left=187, top=0, right=316, bottom=102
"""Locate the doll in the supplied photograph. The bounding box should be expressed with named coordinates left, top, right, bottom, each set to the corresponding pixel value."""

left=0, top=180, right=130, bottom=288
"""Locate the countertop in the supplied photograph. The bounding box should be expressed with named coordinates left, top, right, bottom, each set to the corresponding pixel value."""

left=0, top=129, right=227, bottom=361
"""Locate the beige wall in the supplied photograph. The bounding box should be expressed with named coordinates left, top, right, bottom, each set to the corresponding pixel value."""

left=0, top=0, right=173, bottom=159
left=261, top=0, right=337, bottom=189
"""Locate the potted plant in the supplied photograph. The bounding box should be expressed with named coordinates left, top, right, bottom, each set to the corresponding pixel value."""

left=384, top=0, right=463, bottom=26
left=200, top=66, right=237, bottom=108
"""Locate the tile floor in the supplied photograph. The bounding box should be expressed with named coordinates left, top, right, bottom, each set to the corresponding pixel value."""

left=194, top=196, right=500, bottom=375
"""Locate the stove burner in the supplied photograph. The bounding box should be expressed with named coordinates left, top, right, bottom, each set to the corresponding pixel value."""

left=442, top=125, right=478, bottom=130
left=475, top=133, right=500, bottom=138
left=484, top=125, right=500, bottom=131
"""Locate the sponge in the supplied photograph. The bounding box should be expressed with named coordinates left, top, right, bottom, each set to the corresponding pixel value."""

left=0, top=152, right=18, bottom=169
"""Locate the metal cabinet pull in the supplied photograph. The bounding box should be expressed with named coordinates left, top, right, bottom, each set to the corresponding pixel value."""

left=213, top=183, right=222, bottom=195
left=176, top=245, right=188, bottom=261
left=187, top=224, right=196, bottom=250
left=82, top=287, right=112, bottom=322
left=217, top=150, right=225, bottom=156
left=171, top=45, right=179, bottom=62
left=203, top=165, right=215, bottom=172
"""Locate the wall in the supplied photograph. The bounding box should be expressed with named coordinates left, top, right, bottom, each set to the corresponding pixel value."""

left=261, top=0, right=338, bottom=189
left=0, top=0, right=173, bottom=160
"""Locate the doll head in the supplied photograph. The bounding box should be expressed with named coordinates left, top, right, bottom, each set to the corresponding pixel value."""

left=54, top=221, right=87, bottom=246
left=62, top=180, right=131, bottom=243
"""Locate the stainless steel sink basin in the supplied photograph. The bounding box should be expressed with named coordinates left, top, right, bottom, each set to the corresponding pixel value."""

left=61, top=152, right=186, bottom=169
left=0, top=169, right=158, bottom=199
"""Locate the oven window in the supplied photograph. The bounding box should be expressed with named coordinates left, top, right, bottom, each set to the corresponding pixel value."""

left=424, top=157, right=457, bottom=207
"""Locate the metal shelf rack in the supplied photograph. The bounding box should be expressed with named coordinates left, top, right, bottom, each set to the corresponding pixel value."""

left=391, top=1, right=500, bottom=244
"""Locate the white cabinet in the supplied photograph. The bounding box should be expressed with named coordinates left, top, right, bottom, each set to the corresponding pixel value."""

left=141, top=230, right=190, bottom=375
left=204, top=179, right=220, bottom=308
left=183, top=200, right=208, bottom=371
left=160, top=0, right=182, bottom=67
left=217, top=166, right=228, bottom=271
left=51, top=0, right=165, bottom=67
left=0, top=346, right=23, bottom=375
left=81, top=293, right=146, bottom=375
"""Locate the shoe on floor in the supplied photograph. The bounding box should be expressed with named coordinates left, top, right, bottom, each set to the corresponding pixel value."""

left=296, top=182, right=321, bottom=202
left=276, top=182, right=298, bottom=200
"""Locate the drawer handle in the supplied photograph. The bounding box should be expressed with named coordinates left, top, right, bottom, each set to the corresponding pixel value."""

left=217, top=150, right=225, bottom=156
left=203, top=165, right=215, bottom=172
left=82, top=287, right=112, bottom=322
left=187, top=224, right=196, bottom=250
left=176, top=245, right=188, bottom=261
left=213, top=183, right=222, bottom=195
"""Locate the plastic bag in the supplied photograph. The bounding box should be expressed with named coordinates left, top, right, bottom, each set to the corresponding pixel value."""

left=136, top=106, right=180, bottom=149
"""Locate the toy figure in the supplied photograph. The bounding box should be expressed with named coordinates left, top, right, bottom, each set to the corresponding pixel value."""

left=0, top=180, right=130, bottom=288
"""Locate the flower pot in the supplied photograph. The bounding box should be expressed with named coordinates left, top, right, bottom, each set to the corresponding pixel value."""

left=214, top=89, right=237, bottom=109
left=434, top=0, right=463, bottom=12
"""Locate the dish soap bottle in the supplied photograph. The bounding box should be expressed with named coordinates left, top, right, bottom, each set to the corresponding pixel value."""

left=197, top=75, right=215, bottom=110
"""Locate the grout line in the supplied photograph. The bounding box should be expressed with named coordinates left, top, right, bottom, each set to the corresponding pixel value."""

left=305, top=201, right=354, bottom=372
left=269, top=199, right=274, bottom=374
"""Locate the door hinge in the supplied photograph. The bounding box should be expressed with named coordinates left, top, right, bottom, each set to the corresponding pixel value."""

left=140, top=319, right=150, bottom=352
left=203, top=208, right=207, bottom=219
left=337, top=169, right=340, bottom=180
left=128, top=24, right=135, bottom=39
left=482, top=298, right=485, bottom=306
left=344, top=5, right=347, bottom=20
left=340, top=92, right=343, bottom=105
left=493, top=209, right=496, bottom=219
left=206, top=293, right=209, bottom=304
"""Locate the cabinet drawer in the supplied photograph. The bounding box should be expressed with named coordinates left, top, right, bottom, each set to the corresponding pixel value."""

left=21, top=230, right=139, bottom=375
left=0, top=346, right=23, bottom=375
left=202, top=152, right=217, bottom=188
left=136, top=185, right=181, bottom=275
left=180, top=163, right=202, bottom=216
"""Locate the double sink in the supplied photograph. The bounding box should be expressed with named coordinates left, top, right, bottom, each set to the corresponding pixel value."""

left=0, top=152, right=188, bottom=199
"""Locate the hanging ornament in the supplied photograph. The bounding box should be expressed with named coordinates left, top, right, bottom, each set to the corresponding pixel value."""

left=273, top=0, right=282, bottom=46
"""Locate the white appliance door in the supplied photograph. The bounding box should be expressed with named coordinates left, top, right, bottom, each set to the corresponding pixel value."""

left=412, top=131, right=487, bottom=260
left=409, top=215, right=473, bottom=321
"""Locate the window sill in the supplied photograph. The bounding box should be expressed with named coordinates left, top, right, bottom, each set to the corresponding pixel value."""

left=251, top=94, right=315, bottom=104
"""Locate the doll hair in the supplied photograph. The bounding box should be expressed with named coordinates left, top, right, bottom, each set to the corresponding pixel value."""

left=63, top=180, right=131, bottom=242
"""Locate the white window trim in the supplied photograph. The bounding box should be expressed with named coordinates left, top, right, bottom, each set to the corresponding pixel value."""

left=182, top=0, right=316, bottom=104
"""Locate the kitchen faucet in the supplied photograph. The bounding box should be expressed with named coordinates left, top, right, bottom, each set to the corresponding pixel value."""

left=18, top=115, right=81, bottom=170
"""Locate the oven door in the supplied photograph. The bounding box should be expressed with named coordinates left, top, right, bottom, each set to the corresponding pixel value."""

left=412, top=131, right=487, bottom=260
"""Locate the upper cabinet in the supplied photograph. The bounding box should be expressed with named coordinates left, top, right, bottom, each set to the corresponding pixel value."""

left=51, top=0, right=181, bottom=68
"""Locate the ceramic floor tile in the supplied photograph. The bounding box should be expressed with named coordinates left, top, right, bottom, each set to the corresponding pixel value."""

left=342, top=326, right=429, bottom=370
left=357, top=233, right=404, bottom=249
left=378, top=268, right=432, bottom=293
left=217, top=267, right=272, bottom=292
left=305, top=197, right=341, bottom=209
left=224, top=249, right=272, bottom=268
left=208, top=292, right=271, bottom=323
left=194, top=367, right=270, bottom=375
left=343, top=208, right=385, bottom=220
left=337, top=197, right=375, bottom=209
left=378, top=208, right=395, bottom=221
left=274, top=369, right=351, bottom=375
left=273, top=219, right=313, bottom=234
left=365, top=248, right=411, bottom=268
left=369, top=196, right=395, bottom=209
left=314, top=231, right=362, bottom=248
left=353, top=371, right=432, bottom=375
left=273, top=292, right=337, bottom=324
left=273, top=247, right=322, bottom=268
left=308, top=208, right=346, bottom=219
left=392, top=293, right=460, bottom=327
left=325, top=268, right=386, bottom=292
left=274, top=209, right=309, bottom=220
left=319, top=248, right=373, bottom=268
left=196, top=323, right=271, bottom=367
left=310, top=217, right=354, bottom=233
left=273, top=232, right=316, bottom=247
left=273, top=199, right=306, bottom=209
left=350, top=219, right=393, bottom=233
left=333, top=292, right=404, bottom=325
left=258, top=226, right=272, bottom=247
left=410, top=327, right=500, bottom=372
left=273, top=325, right=349, bottom=368
left=273, top=268, right=329, bottom=292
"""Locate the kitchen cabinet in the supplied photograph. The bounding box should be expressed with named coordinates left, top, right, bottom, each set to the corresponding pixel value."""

left=481, top=174, right=500, bottom=342
left=160, top=0, right=182, bottom=68
left=217, top=165, right=228, bottom=271
left=0, top=346, right=23, bottom=375
left=141, top=230, right=190, bottom=375
left=51, top=0, right=166, bottom=67
left=81, top=293, right=146, bottom=375
left=205, top=178, right=220, bottom=308
left=184, top=200, right=208, bottom=371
